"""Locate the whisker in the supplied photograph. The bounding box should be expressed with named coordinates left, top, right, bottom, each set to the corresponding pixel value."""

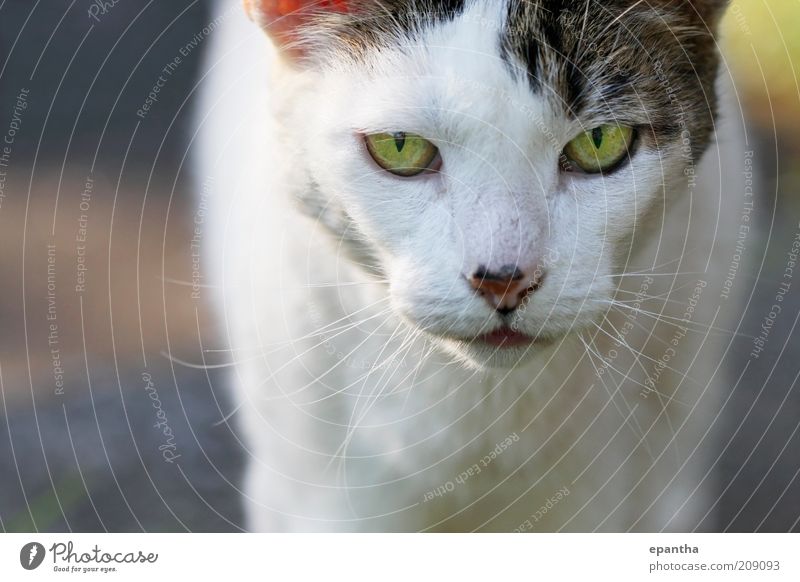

left=591, top=321, right=691, bottom=406
left=175, top=304, right=397, bottom=378
left=604, top=311, right=675, bottom=350
left=595, top=316, right=685, bottom=465
left=401, top=338, right=436, bottom=411
left=594, top=300, right=755, bottom=340
left=579, top=333, right=653, bottom=458
left=295, top=294, right=392, bottom=340
left=255, top=305, right=400, bottom=400
left=609, top=292, right=688, bottom=308
left=302, top=323, right=427, bottom=406
left=301, top=279, right=389, bottom=289
left=160, top=276, right=222, bottom=289
left=579, top=334, right=662, bottom=396
left=610, top=280, right=698, bottom=303
left=161, top=350, right=269, bottom=370
left=602, top=254, right=695, bottom=277
left=600, top=271, right=706, bottom=279
left=211, top=296, right=395, bottom=356
left=327, top=323, right=412, bottom=472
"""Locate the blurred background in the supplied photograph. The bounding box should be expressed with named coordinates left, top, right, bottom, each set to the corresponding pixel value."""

left=0, top=0, right=798, bottom=532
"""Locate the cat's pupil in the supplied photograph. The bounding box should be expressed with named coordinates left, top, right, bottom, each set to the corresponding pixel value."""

left=591, top=127, right=604, bottom=149
left=393, top=132, right=406, bottom=152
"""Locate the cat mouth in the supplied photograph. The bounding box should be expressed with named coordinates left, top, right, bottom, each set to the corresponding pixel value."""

left=475, top=326, right=535, bottom=348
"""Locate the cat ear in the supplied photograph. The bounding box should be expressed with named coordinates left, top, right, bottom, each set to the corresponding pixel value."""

left=243, top=0, right=351, bottom=60
left=687, top=0, right=729, bottom=27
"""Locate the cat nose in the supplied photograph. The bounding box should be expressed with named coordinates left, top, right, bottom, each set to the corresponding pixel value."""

left=469, top=264, right=543, bottom=315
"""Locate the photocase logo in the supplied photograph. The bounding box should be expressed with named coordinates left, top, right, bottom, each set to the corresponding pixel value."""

left=20, top=542, right=46, bottom=570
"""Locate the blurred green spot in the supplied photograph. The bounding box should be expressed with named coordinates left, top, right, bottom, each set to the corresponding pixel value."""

left=6, top=473, right=88, bottom=532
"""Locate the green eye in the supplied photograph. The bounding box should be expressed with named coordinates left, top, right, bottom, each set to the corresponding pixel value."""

left=365, top=132, right=440, bottom=177
left=563, top=125, right=635, bottom=174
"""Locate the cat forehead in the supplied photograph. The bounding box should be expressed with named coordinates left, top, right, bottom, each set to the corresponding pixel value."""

left=308, top=0, right=719, bottom=126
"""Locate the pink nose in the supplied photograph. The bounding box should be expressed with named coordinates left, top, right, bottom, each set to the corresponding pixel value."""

left=469, top=265, right=542, bottom=315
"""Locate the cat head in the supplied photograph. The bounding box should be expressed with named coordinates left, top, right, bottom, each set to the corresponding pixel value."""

left=246, top=0, right=727, bottom=368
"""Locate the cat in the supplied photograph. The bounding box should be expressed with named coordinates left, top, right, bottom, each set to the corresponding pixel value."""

left=195, top=0, right=748, bottom=531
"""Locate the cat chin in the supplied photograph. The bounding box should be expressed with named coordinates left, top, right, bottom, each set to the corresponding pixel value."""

left=436, top=335, right=557, bottom=370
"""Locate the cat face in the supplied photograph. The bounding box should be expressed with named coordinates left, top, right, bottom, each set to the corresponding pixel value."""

left=249, top=0, right=725, bottom=368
